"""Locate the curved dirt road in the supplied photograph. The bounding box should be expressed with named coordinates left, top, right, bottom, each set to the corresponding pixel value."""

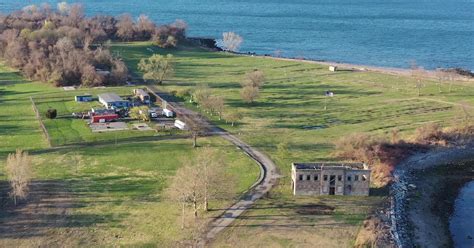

left=146, top=86, right=281, bottom=242
left=205, top=127, right=280, bottom=241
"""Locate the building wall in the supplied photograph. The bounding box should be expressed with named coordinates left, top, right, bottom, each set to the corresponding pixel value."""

left=292, top=166, right=370, bottom=196
left=292, top=169, right=321, bottom=195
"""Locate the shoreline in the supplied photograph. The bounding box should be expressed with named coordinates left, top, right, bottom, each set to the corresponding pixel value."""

left=389, top=144, right=474, bottom=247
left=189, top=37, right=474, bottom=81
left=248, top=53, right=474, bottom=81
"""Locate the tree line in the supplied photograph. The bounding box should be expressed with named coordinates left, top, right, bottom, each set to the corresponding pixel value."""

left=0, top=2, right=187, bottom=87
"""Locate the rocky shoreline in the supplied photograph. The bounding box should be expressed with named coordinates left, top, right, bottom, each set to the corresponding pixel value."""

left=389, top=144, right=474, bottom=247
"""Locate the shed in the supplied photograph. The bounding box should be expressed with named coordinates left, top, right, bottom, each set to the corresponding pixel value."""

left=75, top=95, right=93, bottom=102
left=174, top=119, right=187, bottom=130
left=98, top=93, right=130, bottom=109
left=133, top=89, right=150, bottom=104
left=329, top=66, right=338, bottom=72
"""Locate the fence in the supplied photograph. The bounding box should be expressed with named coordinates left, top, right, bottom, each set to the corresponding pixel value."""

left=30, top=97, right=52, bottom=148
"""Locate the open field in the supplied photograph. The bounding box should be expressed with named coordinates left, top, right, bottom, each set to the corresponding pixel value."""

left=1, top=41, right=473, bottom=246
left=0, top=64, right=260, bottom=246
left=112, top=42, right=474, bottom=246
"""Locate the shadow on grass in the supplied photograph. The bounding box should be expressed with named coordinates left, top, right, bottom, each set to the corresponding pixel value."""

left=0, top=179, right=130, bottom=239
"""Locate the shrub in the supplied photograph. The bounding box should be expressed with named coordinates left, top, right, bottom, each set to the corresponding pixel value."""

left=45, top=108, right=57, bottom=119
left=413, top=123, right=443, bottom=145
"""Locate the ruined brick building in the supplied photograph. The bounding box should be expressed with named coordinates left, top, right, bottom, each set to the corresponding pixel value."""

left=291, top=162, right=370, bottom=196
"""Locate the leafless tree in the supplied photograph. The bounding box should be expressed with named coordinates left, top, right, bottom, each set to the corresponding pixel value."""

left=223, top=111, right=243, bottom=126
left=186, top=114, right=207, bottom=148
left=410, top=62, right=425, bottom=97
left=435, top=69, right=447, bottom=93
left=209, top=96, right=225, bottom=119
left=240, top=85, right=259, bottom=104
left=222, top=32, right=243, bottom=52
left=5, top=149, right=33, bottom=205
left=192, top=84, right=211, bottom=105
left=166, top=158, right=204, bottom=228
left=242, top=70, right=265, bottom=88
left=116, top=14, right=135, bottom=41
left=197, top=147, right=234, bottom=211
left=136, top=15, right=156, bottom=40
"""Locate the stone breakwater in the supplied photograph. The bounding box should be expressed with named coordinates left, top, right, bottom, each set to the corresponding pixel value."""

left=390, top=168, right=415, bottom=248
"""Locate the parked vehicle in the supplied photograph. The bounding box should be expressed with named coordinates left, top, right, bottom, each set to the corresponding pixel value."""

left=162, top=108, right=174, bottom=118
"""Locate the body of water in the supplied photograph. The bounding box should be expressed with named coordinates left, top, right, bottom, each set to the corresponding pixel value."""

left=450, top=181, right=474, bottom=248
left=1, top=0, right=473, bottom=70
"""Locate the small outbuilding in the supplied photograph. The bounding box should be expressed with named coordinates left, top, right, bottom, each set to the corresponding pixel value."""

left=133, top=89, right=151, bottom=104
left=98, top=93, right=130, bottom=109
left=329, top=66, right=338, bottom=72
left=75, top=95, right=93, bottom=102
left=174, top=119, right=187, bottom=130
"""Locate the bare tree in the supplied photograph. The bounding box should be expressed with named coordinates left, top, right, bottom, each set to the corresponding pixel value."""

left=186, top=114, right=207, bottom=148
left=166, top=158, right=204, bottom=228
left=242, top=70, right=265, bottom=88
left=192, top=84, right=211, bottom=105
left=116, top=14, right=135, bottom=41
left=435, top=69, right=447, bottom=93
left=410, top=62, right=425, bottom=97
left=222, top=32, right=243, bottom=52
left=197, top=147, right=234, bottom=211
left=138, top=54, right=174, bottom=84
left=223, top=111, right=243, bottom=126
left=57, top=2, right=70, bottom=15
left=209, top=96, right=225, bottom=119
left=5, top=149, right=33, bottom=205
left=240, top=85, right=260, bottom=104
left=136, top=14, right=156, bottom=40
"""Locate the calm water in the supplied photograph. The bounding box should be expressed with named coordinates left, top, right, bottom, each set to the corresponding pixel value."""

left=450, top=181, right=474, bottom=248
left=1, top=0, right=473, bottom=70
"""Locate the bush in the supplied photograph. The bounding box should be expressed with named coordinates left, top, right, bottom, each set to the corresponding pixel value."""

left=45, top=108, right=57, bottom=119
left=175, top=88, right=191, bottom=99
left=414, top=123, right=443, bottom=145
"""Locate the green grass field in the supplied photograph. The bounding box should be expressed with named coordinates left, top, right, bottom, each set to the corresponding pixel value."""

left=111, top=42, right=474, bottom=246
left=32, top=87, right=163, bottom=146
left=0, top=63, right=259, bottom=246
left=1, top=41, right=472, bottom=247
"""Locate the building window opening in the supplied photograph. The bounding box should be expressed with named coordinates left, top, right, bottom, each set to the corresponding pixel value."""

left=338, top=175, right=342, bottom=181
left=306, top=175, right=311, bottom=180
left=323, top=175, right=328, bottom=181
left=355, top=175, right=359, bottom=181
left=362, top=175, right=367, bottom=181
left=299, top=175, right=303, bottom=181
left=347, top=176, right=352, bottom=181
left=314, top=175, right=318, bottom=181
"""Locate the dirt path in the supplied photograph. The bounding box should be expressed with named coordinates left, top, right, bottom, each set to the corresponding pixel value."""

left=390, top=144, right=474, bottom=247
left=204, top=127, right=280, bottom=241
left=146, top=86, right=281, bottom=244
